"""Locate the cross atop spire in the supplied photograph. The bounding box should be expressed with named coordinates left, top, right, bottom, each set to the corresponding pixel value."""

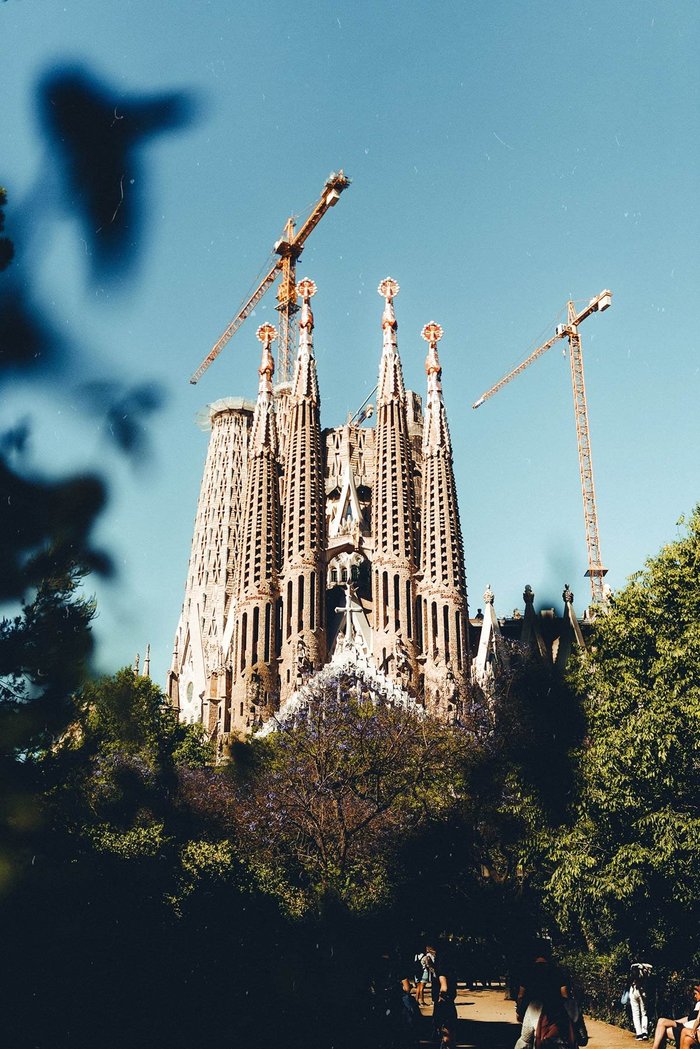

left=377, top=278, right=406, bottom=406
left=422, top=321, right=444, bottom=392
left=256, top=323, right=277, bottom=393
left=379, top=278, right=399, bottom=353
left=298, top=278, right=316, bottom=355
left=291, top=277, right=319, bottom=403
left=421, top=321, right=451, bottom=456
left=379, top=277, right=399, bottom=329
left=251, top=323, right=278, bottom=455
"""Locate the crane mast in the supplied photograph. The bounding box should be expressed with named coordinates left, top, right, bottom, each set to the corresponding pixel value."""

left=189, top=170, right=350, bottom=385
left=473, top=290, right=612, bottom=607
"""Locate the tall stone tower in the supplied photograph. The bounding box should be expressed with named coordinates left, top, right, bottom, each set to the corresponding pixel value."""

left=418, top=322, right=470, bottom=715
left=167, top=397, right=253, bottom=728
left=279, top=279, right=327, bottom=699
left=370, top=279, right=420, bottom=689
left=228, top=323, right=281, bottom=732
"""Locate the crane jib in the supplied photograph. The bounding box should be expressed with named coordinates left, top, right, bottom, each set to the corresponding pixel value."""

left=189, top=170, right=350, bottom=385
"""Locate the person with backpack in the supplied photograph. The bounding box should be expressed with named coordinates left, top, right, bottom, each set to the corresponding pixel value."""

left=627, top=961, right=653, bottom=1040
left=514, top=991, right=582, bottom=1049
left=516, top=946, right=570, bottom=1024
left=514, top=949, right=586, bottom=1049
left=413, top=944, right=437, bottom=1007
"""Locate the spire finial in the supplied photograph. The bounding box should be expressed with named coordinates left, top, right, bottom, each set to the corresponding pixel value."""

left=298, top=277, right=317, bottom=303
left=421, top=321, right=444, bottom=379
left=378, top=278, right=399, bottom=333
left=563, top=583, right=574, bottom=604
left=256, top=323, right=277, bottom=390
left=484, top=584, right=494, bottom=605
left=297, top=277, right=316, bottom=338
left=523, top=584, right=535, bottom=605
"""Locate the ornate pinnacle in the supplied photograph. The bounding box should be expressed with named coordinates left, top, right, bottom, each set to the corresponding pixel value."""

left=422, top=321, right=444, bottom=379
left=421, top=321, right=443, bottom=346
left=378, top=278, right=399, bottom=333
left=297, top=278, right=317, bottom=302
left=523, top=584, right=535, bottom=605
left=297, top=278, right=316, bottom=337
left=256, top=323, right=277, bottom=384
left=378, top=277, right=399, bottom=301
left=563, top=583, right=574, bottom=604
left=484, top=584, right=494, bottom=605
left=256, top=322, right=277, bottom=347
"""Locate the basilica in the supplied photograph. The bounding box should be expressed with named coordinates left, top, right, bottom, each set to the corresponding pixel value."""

left=167, top=278, right=586, bottom=738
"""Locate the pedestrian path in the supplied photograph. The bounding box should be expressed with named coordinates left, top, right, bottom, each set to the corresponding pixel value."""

left=417, top=987, right=636, bottom=1049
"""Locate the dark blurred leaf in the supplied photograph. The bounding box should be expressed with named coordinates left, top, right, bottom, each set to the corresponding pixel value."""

left=79, top=380, right=165, bottom=455
left=39, top=65, right=195, bottom=281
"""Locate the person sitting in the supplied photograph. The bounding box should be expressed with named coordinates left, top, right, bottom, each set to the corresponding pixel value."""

left=650, top=982, right=700, bottom=1049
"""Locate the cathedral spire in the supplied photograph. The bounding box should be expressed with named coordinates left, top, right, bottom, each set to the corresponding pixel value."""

left=291, top=277, right=320, bottom=403
left=229, top=323, right=282, bottom=731
left=279, top=279, right=327, bottom=699
left=250, top=322, right=278, bottom=456
left=377, top=277, right=407, bottom=405
left=371, top=279, right=419, bottom=690
left=422, top=321, right=451, bottom=456
left=418, top=322, right=470, bottom=715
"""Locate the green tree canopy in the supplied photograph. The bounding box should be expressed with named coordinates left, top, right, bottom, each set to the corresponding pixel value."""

left=547, top=508, right=700, bottom=966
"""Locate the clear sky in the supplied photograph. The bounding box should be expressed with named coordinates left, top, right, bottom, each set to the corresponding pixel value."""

left=2, top=0, right=698, bottom=684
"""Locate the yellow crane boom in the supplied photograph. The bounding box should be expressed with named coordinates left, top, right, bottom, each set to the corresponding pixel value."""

left=189, top=170, right=351, bottom=385
left=473, top=289, right=612, bottom=606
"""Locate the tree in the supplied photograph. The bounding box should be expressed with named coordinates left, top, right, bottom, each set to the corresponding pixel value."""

left=230, top=673, right=474, bottom=915
left=546, top=508, right=700, bottom=968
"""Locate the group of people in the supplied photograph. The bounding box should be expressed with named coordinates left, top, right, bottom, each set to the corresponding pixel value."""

left=648, top=980, right=700, bottom=1049
left=370, top=940, right=700, bottom=1049
left=623, top=961, right=700, bottom=1049
left=412, top=944, right=458, bottom=1046
left=368, top=941, right=457, bottom=1048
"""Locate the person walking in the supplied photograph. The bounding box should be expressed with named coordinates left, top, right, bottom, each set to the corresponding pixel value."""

left=414, top=945, right=436, bottom=1007
left=432, top=941, right=458, bottom=1049
left=628, top=961, right=653, bottom=1040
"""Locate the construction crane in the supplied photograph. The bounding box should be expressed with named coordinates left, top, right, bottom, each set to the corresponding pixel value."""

left=472, top=290, right=613, bottom=607
left=189, top=170, right=351, bottom=386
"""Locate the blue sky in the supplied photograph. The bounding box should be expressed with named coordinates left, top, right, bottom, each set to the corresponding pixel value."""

left=2, top=0, right=698, bottom=683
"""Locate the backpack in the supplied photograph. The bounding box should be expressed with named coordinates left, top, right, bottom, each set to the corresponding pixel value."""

left=535, top=1008, right=576, bottom=1049
left=420, top=952, right=436, bottom=978
left=631, top=963, right=653, bottom=985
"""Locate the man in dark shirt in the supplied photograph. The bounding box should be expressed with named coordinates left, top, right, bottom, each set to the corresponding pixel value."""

left=432, top=941, right=458, bottom=1048
left=516, top=946, right=569, bottom=1023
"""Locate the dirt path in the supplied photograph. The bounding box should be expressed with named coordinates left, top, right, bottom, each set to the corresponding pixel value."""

left=416, top=986, right=637, bottom=1049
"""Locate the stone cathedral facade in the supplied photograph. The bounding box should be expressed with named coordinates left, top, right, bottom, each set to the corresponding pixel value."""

left=167, top=278, right=586, bottom=739
left=168, top=276, right=476, bottom=737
